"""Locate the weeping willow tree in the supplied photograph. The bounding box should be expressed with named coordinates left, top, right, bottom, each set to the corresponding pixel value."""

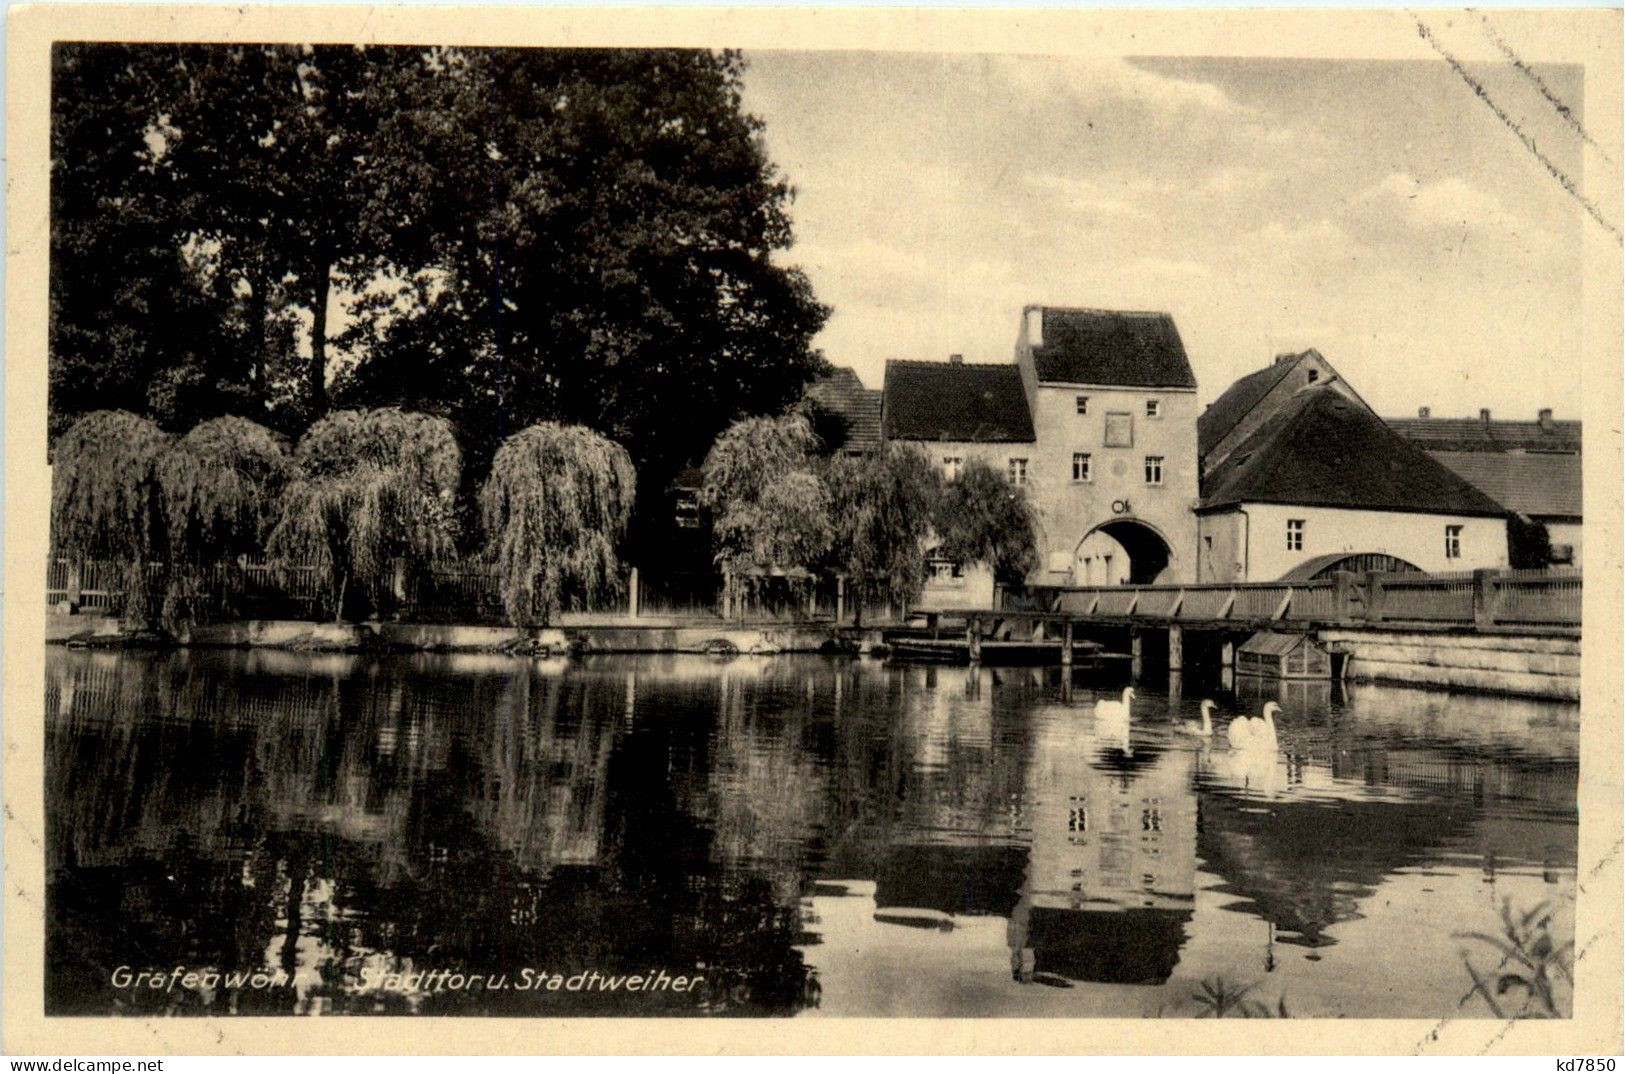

left=824, top=444, right=943, bottom=625
left=700, top=412, right=833, bottom=607
left=49, top=410, right=173, bottom=623
left=156, top=416, right=293, bottom=626
left=480, top=423, right=636, bottom=627
left=934, top=457, right=1039, bottom=586
left=267, top=408, right=461, bottom=620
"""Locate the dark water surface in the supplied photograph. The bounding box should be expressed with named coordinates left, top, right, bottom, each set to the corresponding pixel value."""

left=45, top=648, right=1578, bottom=1017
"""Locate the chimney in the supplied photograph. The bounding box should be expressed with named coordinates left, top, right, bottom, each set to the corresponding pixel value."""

left=1480, top=408, right=1492, bottom=423
left=1274, top=352, right=1297, bottom=366
left=1538, top=408, right=1554, bottom=429
left=1023, top=306, right=1044, bottom=348
left=1418, top=406, right=1431, bottom=419
left=948, top=353, right=963, bottom=365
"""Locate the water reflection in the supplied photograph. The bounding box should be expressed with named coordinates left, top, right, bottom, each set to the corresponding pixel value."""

left=46, top=650, right=1578, bottom=1018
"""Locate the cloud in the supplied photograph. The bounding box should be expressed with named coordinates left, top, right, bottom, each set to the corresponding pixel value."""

left=991, top=55, right=1254, bottom=119
left=1351, top=172, right=1556, bottom=250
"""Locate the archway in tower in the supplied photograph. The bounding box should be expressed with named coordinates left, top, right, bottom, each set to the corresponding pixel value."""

left=1073, top=520, right=1173, bottom=585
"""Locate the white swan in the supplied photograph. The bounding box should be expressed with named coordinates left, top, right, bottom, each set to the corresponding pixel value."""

left=1229, top=701, right=1281, bottom=751
left=1094, top=686, right=1135, bottom=722
left=1178, top=699, right=1217, bottom=738
left=1225, top=712, right=1253, bottom=749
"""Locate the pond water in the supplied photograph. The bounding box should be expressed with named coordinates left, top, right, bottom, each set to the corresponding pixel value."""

left=45, top=648, right=1579, bottom=1018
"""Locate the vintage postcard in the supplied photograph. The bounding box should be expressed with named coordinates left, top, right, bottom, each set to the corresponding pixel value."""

left=4, top=4, right=1621, bottom=1058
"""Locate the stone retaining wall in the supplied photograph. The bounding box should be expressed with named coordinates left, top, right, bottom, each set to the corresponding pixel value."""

left=1318, top=628, right=1580, bottom=701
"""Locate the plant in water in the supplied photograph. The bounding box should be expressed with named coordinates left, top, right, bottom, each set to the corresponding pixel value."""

left=1457, top=898, right=1573, bottom=1018
left=480, top=422, right=636, bottom=627
left=1163, top=976, right=1291, bottom=1018
left=50, top=410, right=174, bottom=624
left=157, top=416, right=294, bottom=627
left=267, top=408, right=461, bottom=620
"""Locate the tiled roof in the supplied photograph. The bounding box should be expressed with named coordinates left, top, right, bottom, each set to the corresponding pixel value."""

left=806, top=366, right=883, bottom=452
left=1385, top=416, right=1581, bottom=453
left=1200, top=387, right=1508, bottom=516
left=1424, top=450, right=1582, bottom=520
left=1197, top=359, right=1299, bottom=459
left=1029, top=307, right=1197, bottom=389
left=882, top=360, right=1035, bottom=443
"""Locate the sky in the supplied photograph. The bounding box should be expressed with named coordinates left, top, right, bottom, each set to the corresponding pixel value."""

left=738, top=47, right=1599, bottom=420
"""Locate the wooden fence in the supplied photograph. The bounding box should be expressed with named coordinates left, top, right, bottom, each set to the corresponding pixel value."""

left=45, top=558, right=858, bottom=626
left=1008, top=568, right=1581, bottom=631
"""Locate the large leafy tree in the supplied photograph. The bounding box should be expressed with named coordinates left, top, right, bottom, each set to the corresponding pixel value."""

left=49, top=411, right=174, bottom=622
left=480, top=423, right=637, bottom=627
left=266, top=408, right=462, bottom=620
left=700, top=412, right=833, bottom=595
left=157, top=416, right=294, bottom=624
left=823, top=445, right=942, bottom=625
left=336, top=48, right=830, bottom=498
left=933, top=458, right=1040, bottom=586
left=54, top=44, right=828, bottom=494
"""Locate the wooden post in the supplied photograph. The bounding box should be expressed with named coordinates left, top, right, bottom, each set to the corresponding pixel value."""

left=967, top=615, right=982, bottom=664
left=1167, top=625, right=1183, bottom=671
left=1220, top=638, right=1235, bottom=670
left=66, top=560, right=82, bottom=613
left=1130, top=629, right=1143, bottom=681
left=1364, top=571, right=1386, bottom=623
left=1472, top=568, right=1500, bottom=629
left=1331, top=570, right=1357, bottom=621
left=807, top=579, right=818, bottom=620
left=1061, top=618, right=1074, bottom=667
left=628, top=566, right=640, bottom=619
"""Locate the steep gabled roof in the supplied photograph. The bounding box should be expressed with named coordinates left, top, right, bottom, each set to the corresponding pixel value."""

left=805, top=366, right=883, bottom=452
left=1200, top=387, right=1508, bottom=516
left=1029, top=307, right=1197, bottom=389
left=882, top=360, right=1035, bottom=443
left=1198, top=359, right=1299, bottom=458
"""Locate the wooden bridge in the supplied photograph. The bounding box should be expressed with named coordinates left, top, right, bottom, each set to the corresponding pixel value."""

left=906, top=569, right=1581, bottom=698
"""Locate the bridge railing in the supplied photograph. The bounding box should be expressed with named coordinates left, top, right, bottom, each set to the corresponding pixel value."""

left=1004, top=568, right=1581, bottom=630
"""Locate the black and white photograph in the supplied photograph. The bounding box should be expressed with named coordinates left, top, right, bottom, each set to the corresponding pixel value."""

left=4, top=4, right=1621, bottom=1057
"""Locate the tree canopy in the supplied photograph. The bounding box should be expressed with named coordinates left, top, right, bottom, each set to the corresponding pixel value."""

left=50, top=410, right=174, bottom=621
left=933, top=458, right=1039, bottom=586
left=823, top=445, right=942, bottom=624
left=480, top=423, right=637, bottom=627
left=157, top=416, right=294, bottom=623
left=266, top=408, right=461, bottom=619
left=51, top=44, right=829, bottom=506
left=699, top=412, right=832, bottom=589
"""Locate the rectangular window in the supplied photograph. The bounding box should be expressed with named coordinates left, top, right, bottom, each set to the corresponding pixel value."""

left=1008, top=457, right=1028, bottom=486
left=1286, top=518, right=1304, bottom=551
left=1145, top=399, right=1161, bottom=418
left=1075, top=395, right=1089, bottom=415
left=1143, top=456, right=1163, bottom=485
left=927, top=559, right=965, bottom=583
left=1445, top=524, right=1462, bottom=559
left=1071, top=452, right=1092, bottom=482
left=1104, top=412, right=1133, bottom=448
left=1306, top=369, right=1319, bottom=383
left=941, top=456, right=962, bottom=481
